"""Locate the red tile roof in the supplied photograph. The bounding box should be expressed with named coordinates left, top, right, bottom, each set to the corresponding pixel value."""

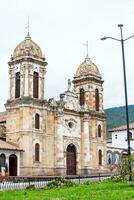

left=0, top=139, right=23, bottom=151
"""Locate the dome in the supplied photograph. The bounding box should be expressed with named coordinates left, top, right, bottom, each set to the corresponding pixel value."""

left=75, top=56, right=101, bottom=78
left=12, top=33, right=43, bottom=58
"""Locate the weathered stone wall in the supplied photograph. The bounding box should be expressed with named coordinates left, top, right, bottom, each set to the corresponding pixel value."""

left=74, top=80, right=103, bottom=112
left=6, top=103, right=55, bottom=176
left=5, top=38, right=107, bottom=176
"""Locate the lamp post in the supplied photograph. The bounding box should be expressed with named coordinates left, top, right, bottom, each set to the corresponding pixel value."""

left=101, top=24, right=134, bottom=181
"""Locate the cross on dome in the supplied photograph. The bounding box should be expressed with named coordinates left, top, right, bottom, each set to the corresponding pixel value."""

left=25, top=17, right=31, bottom=40
left=83, top=40, right=89, bottom=58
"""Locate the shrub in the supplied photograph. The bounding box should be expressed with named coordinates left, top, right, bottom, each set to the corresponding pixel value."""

left=128, top=181, right=134, bottom=187
left=26, top=184, right=35, bottom=190
left=83, top=180, right=93, bottom=185
left=117, top=155, right=134, bottom=181
left=46, top=178, right=76, bottom=189
left=110, top=175, right=125, bottom=182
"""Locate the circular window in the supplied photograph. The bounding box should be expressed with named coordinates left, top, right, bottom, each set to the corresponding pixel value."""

left=68, top=122, right=74, bottom=128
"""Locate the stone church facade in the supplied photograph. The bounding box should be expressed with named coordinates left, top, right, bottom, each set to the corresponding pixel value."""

left=0, top=32, right=107, bottom=176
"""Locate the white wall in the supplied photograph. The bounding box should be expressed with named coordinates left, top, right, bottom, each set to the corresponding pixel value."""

left=111, top=130, right=134, bottom=149
left=0, top=150, right=20, bottom=176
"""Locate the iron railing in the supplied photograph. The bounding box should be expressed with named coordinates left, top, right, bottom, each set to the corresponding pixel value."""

left=0, top=173, right=114, bottom=191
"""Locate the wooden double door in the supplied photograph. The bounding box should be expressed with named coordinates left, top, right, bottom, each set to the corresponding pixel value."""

left=66, top=144, right=76, bottom=175
left=9, top=154, right=17, bottom=176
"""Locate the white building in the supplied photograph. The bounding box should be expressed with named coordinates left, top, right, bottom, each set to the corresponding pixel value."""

left=106, top=123, right=134, bottom=168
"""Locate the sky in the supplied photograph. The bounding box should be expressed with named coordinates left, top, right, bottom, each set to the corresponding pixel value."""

left=0, top=0, right=134, bottom=111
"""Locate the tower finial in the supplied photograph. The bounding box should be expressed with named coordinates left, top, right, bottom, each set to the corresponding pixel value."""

left=67, top=78, right=71, bottom=91
left=25, top=16, right=31, bottom=39
left=83, top=40, right=89, bottom=58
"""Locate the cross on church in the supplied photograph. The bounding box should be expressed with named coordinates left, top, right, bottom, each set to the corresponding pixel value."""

left=83, top=40, right=89, bottom=58
left=25, top=17, right=30, bottom=35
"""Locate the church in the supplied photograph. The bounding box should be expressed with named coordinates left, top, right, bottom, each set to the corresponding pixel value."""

left=0, top=32, right=107, bottom=176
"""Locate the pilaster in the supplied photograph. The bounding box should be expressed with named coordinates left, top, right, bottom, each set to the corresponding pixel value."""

left=82, top=117, right=90, bottom=168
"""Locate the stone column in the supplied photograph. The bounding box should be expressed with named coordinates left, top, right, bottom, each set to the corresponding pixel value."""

left=20, top=67, right=24, bottom=97
left=11, top=78, right=15, bottom=100
left=39, top=67, right=46, bottom=100
left=9, top=68, right=12, bottom=99
left=6, top=154, right=9, bottom=176
left=39, top=73, right=41, bottom=100
left=29, top=67, right=33, bottom=98
left=83, top=118, right=90, bottom=168
left=9, top=68, right=15, bottom=100
left=55, top=115, right=64, bottom=169
left=24, top=64, right=29, bottom=96
left=17, top=152, right=20, bottom=176
left=39, top=69, right=43, bottom=100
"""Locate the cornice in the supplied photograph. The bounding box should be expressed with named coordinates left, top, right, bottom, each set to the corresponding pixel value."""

left=8, top=56, right=47, bottom=66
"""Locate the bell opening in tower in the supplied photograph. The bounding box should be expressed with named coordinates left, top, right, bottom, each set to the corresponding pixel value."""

left=15, top=72, right=20, bottom=98
left=80, top=88, right=85, bottom=106
left=33, top=72, right=39, bottom=98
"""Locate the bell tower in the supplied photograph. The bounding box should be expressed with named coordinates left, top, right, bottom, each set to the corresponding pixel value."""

left=73, top=56, right=104, bottom=112
left=8, top=32, right=47, bottom=101
left=73, top=54, right=106, bottom=172
left=5, top=33, right=48, bottom=176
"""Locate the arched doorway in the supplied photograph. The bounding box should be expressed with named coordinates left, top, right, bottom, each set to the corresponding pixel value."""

left=66, top=144, right=76, bottom=175
left=9, top=154, right=17, bottom=176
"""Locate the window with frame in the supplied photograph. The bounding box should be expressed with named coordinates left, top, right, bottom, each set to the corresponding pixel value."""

left=95, top=88, right=99, bottom=111
left=35, top=114, right=40, bottom=129
left=98, top=149, right=102, bottom=165
left=15, top=72, right=20, bottom=98
left=114, top=153, right=120, bottom=164
left=80, top=88, right=85, bottom=106
left=33, top=72, right=39, bottom=98
left=35, top=143, right=40, bottom=162
left=107, top=152, right=113, bottom=165
left=0, top=154, right=6, bottom=167
left=98, top=124, right=101, bottom=137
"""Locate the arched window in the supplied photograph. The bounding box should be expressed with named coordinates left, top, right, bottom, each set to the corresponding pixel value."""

left=98, top=149, right=102, bottom=165
left=98, top=124, right=101, bottom=137
left=67, top=144, right=76, bottom=153
left=0, top=154, right=6, bottom=167
left=35, top=114, right=40, bottom=129
left=35, top=143, right=40, bottom=162
left=33, top=72, right=39, bottom=98
left=114, top=153, right=120, bottom=164
left=80, top=88, right=85, bottom=106
left=95, top=88, right=99, bottom=111
left=15, top=72, right=20, bottom=98
left=107, top=152, right=112, bottom=165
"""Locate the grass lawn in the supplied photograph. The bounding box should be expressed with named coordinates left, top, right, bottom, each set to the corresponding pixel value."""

left=0, top=181, right=134, bottom=200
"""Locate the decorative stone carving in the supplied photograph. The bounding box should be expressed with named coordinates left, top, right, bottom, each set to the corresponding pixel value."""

left=48, top=98, right=57, bottom=107
left=65, top=118, right=77, bottom=130
left=4, top=33, right=107, bottom=176
left=60, top=91, right=80, bottom=111
left=12, top=35, right=43, bottom=58
left=75, top=57, right=101, bottom=77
